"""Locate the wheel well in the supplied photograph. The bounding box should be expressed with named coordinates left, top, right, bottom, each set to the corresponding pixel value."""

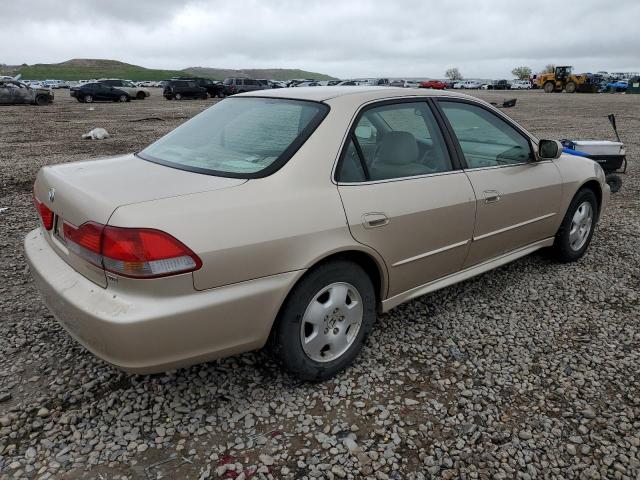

left=581, top=180, right=602, bottom=212
left=309, top=251, right=385, bottom=306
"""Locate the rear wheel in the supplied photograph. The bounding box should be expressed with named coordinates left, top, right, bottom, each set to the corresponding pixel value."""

left=136, top=91, right=146, bottom=100
left=84, top=94, right=94, bottom=103
left=553, top=188, right=598, bottom=262
left=271, top=260, right=376, bottom=381
left=543, top=81, right=556, bottom=93
left=119, top=94, right=128, bottom=102
left=565, top=81, right=577, bottom=93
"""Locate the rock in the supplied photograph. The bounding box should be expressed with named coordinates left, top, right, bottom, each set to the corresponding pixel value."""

left=259, top=453, right=274, bottom=466
left=36, top=407, right=50, bottom=418
left=519, top=430, right=533, bottom=440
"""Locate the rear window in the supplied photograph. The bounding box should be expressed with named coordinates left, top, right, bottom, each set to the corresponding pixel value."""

left=138, top=97, right=329, bottom=178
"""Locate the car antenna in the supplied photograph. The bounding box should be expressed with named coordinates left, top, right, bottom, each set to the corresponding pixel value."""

left=607, top=114, right=622, bottom=143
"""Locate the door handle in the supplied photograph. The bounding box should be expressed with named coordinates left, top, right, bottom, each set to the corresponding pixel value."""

left=362, top=213, right=389, bottom=228
left=483, top=190, right=501, bottom=204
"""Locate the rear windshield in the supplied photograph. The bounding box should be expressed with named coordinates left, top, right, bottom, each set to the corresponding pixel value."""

left=138, top=97, right=329, bottom=178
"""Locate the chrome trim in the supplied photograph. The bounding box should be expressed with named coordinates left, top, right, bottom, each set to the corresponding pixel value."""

left=337, top=169, right=464, bottom=186
left=473, top=212, right=556, bottom=241
left=462, top=159, right=552, bottom=172
left=382, top=237, right=555, bottom=312
left=392, top=239, right=470, bottom=267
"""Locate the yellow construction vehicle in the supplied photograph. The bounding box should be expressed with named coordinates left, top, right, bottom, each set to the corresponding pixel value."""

left=537, top=66, right=597, bottom=93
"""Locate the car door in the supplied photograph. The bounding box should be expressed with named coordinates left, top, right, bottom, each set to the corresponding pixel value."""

left=435, top=99, right=562, bottom=267
left=0, top=82, right=14, bottom=104
left=336, top=100, right=477, bottom=298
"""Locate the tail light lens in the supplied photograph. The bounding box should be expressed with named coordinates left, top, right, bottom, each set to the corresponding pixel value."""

left=62, top=221, right=202, bottom=279
left=33, top=196, right=54, bottom=230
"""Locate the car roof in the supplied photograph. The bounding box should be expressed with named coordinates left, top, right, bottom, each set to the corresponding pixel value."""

left=240, top=86, right=475, bottom=103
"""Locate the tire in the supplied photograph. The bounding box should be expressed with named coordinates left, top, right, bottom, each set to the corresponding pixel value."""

left=553, top=188, right=598, bottom=262
left=136, top=91, right=146, bottom=100
left=271, top=260, right=376, bottom=381
left=565, top=81, right=577, bottom=93
left=605, top=174, right=622, bottom=193
left=119, top=94, right=128, bottom=102
left=175, top=93, right=182, bottom=100
left=35, top=95, right=49, bottom=106
left=543, top=82, right=555, bottom=93
left=84, top=95, right=93, bottom=103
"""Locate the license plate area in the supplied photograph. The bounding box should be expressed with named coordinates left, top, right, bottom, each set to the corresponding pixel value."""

left=53, top=215, right=66, bottom=243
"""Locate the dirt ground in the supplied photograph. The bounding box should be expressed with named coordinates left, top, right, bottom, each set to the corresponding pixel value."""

left=1, top=88, right=639, bottom=480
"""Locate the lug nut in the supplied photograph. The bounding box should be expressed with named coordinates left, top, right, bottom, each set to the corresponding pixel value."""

left=333, top=328, right=339, bottom=334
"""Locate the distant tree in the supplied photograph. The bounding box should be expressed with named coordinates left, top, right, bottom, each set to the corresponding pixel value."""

left=543, top=64, right=556, bottom=74
left=511, top=66, right=532, bottom=80
left=445, top=68, right=463, bottom=81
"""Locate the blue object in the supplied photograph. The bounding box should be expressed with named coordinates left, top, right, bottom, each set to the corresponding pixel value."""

left=562, top=147, right=591, bottom=157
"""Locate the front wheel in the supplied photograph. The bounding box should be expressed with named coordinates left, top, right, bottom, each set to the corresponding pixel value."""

left=565, top=81, right=577, bottom=93
left=119, top=94, right=128, bottom=102
left=136, top=91, right=146, bottom=100
left=174, top=93, right=182, bottom=100
left=543, top=81, right=555, bottom=93
left=84, top=94, right=94, bottom=103
left=553, top=188, right=598, bottom=262
left=271, top=261, right=376, bottom=381
left=35, top=95, right=49, bottom=106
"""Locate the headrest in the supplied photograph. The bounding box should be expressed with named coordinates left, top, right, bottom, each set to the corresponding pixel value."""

left=375, top=131, right=419, bottom=165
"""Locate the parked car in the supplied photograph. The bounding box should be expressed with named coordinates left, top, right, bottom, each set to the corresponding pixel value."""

left=172, top=77, right=224, bottom=98
left=606, top=80, right=628, bottom=92
left=163, top=80, right=207, bottom=100
left=294, top=81, right=320, bottom=87
left=70, top=82, right=130, bottom=103
left=490, top=80, right=512, bottom=90
left=0, top=79, right=54, bottom=105
left=453, top=80, right=482, bottom=89
left=326, top=80, right=342, bottom=86
left=26, top=88, right=609, bottom=380
left=419, top=79, right=447, bottom=89
left=98, top=79, right=150, bottom=99
left=390, top=80, right=419, bottom=88
left=222, top=77, right=265, bottom=95
left=510, top=80, right=531, bottom=90
left=335, top=80, right=359, bottom=86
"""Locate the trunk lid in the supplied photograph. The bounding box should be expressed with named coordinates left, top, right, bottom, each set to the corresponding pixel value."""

left=33, top=154, right=246, bottom=287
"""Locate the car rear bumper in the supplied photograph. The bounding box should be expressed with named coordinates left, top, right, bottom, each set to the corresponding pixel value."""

left=24, top=228, right=301, bottom=373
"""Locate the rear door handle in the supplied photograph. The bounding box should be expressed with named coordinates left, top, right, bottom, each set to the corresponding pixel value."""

left=362, top=213, right=389, bottom=228
left=483, top=190, right=501, bottom=204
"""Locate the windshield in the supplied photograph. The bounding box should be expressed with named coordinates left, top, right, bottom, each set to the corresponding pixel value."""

left=138, top=97, right=329, bottom=178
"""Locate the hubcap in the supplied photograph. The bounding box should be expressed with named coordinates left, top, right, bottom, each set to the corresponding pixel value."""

left=300, top=282, right=363, bottom=363
left=569, top=201, right=593, bottom=251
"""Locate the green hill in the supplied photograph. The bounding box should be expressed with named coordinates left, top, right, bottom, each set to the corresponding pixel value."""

left=13, top=59, right=337, bottom=81
left=184, top=67, right=337, bottom=81
left=17, top=59, right=185, bottom=81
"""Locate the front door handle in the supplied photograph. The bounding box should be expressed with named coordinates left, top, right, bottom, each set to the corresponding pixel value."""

left=362, top=212, right=389, bottom=229
left=483, top=190, right=502, bottom=204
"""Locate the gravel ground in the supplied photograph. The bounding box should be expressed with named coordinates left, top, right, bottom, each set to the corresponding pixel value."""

left=0, top=89, right=638, bottom=480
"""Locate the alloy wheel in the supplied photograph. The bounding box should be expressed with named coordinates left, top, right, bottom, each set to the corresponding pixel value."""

left=569, top=201, right=593, bottom=251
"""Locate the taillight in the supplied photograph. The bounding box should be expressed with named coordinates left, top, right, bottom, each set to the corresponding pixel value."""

left=62, top=222, right=202, bottom=279
left=102, top=226, right=201, bottom=278
left=33, top=196, right=54, bottom=230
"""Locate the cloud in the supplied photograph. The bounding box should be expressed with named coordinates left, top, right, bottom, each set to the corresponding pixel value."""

left=2, top=0, right=639, bottom=78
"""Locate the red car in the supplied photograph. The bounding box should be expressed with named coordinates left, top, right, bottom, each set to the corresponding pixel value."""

left=419, top=80, right=447, bottom=89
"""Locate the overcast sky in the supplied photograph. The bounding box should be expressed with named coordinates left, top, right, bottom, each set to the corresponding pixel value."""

left=2, top=0, right=639, bottom=78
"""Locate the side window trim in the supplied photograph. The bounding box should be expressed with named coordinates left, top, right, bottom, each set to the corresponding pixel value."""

left=351, top=135, right=371, bottom=180
left=432, top=98, right=535, bottom=170
left=334, top=98, right=459, bottom=184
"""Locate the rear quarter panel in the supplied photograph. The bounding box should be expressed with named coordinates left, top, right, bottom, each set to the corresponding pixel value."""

left=107, top=106, right=389, bottom=292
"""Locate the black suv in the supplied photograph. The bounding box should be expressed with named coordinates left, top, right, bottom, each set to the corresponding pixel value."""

left=70, top=82, right=130, bottom=103
left=222, top=77, right=265, bottom=95
left=163, top=80, right=208, bottom=100
left=490, top=80, right=512, bottom=90
left=172, top=77, right=224, bottom=98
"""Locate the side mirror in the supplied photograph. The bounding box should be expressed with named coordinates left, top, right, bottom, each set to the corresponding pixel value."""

left=538, top=139, right=563, bottom=160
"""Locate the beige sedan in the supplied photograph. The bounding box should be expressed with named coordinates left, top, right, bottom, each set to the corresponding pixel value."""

left=26, top=87, right=609, bottom=380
